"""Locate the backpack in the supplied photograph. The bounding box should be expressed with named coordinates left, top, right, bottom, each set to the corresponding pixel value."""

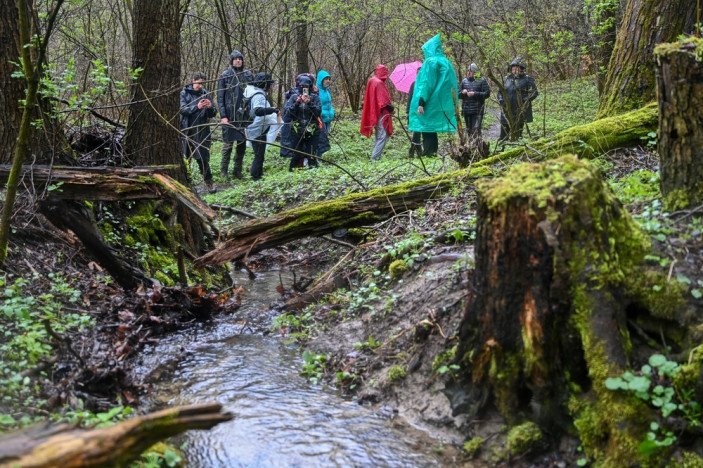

left=237, top=91, right=264, bottom=125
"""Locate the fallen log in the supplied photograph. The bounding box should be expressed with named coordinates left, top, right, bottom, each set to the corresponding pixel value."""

left=0, top=403, right=232, bottom=467
left=0, top=165, right=215, bottom=223
left=196, top=104, right=657, bottom=267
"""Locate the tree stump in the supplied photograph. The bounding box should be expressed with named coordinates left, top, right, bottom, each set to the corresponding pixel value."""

left=452, top=155, right=679, bottom=464
left=655, top=38, right=703, bottom=210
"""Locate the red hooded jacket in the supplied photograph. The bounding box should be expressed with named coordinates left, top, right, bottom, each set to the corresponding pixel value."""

left=360, top=65, right=394, bottom=137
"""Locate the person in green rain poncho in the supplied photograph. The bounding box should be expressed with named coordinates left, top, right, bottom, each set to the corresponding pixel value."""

left=408, top=34, right=459, bottom=156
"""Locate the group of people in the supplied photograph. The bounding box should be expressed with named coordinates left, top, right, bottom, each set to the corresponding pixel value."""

left=359, top=34, right=538, bottom=160
left=180, top=36, right=540, bottom=191
left=179, top=50, right=336, bottom=191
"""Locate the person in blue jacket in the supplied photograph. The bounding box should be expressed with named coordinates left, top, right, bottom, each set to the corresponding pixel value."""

left=316, top=70, right=334, bottom=157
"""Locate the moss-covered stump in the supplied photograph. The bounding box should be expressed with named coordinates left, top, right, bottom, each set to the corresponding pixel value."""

left=453, top=155, right=683, bottom=465
left=655, top=38, right=703, bottom=210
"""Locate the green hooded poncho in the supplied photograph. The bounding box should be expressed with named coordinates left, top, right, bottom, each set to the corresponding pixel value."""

left=408, top=34, right=459, bottom=133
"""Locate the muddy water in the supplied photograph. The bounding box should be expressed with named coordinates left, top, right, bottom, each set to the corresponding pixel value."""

left=141, top=271, right=441, bottom=467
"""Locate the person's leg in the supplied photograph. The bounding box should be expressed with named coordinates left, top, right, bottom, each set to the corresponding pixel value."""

left=498, top=112, right=511, bottom=142
left=220, top=126, right=234, bottom=177
left=467, top=114, right=478, bottom=140
left=474, top=112, right=485, bottom=139
left=250, top=140, right=266, bottom=180
left=422, top=132, right=438, bottom=156
left=371, top=119, right=388, bottom=161
left=463, top=113, right=472, bottom=139
left=409, top=131, right=422, bottom=157
left=233, top=136, right=246, bottom=178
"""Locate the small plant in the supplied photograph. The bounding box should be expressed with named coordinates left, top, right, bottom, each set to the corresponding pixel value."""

left=300, top=350, right=327, bottom=384
left=387, top=365, right=407, bottom=382
left=353, top=336, right=382, bottom=351
left=463, top=436, right=484, bottom=458
left=605, top=353, right=702, bottom=454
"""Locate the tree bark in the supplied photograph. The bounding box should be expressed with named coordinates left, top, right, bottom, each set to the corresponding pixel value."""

left=451, top=155, right=664, bottom=464
left=0, top=0, right=23, bottom=164
left=655, top=39, right=703, bottom=210
left=294, top=1, right=311, bottom=75
left=597, top=0, right=695, bottom=117
left=124, top=0, right=185, bottom=181
left=0, top=403, right=232, bottom=467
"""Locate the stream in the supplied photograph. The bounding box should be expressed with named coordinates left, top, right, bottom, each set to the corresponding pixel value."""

left=137, top=271, right=442, bottom=467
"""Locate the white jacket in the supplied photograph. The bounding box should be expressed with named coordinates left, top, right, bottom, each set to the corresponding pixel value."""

left=244, top=85, right=275, bottom=140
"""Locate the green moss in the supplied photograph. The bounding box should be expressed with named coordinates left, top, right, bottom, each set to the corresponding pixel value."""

left=673, top=345, right=703, bottom=394
left=462, top=436, right=484, bottom=458
left=680, top=451, right=703, bottom=468
left=387, top=365, right=407, bottom=381
left=432, top=345, right=458, bottom=372
left=388, top=259, right=408, bottom=279
left=632, top=271, right=687, bottom=320
left=488, top=352, right=521, bottom=420
left=506, top=421, right=542, bottom=456
left=655, top=37, right=703, bottom=62
left=663, top=188, right=691, bottom=212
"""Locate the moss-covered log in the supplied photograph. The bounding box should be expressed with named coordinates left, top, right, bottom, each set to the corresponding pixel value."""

left=0, top=403, right=232, bottom=467
left=655, top=38, right=703, bottom=210
left=0, top=165, right=215, bottom=223
left=197, top=105, right=657, bottom=267
left=452, top=155, right=684, bottom=465
left=597, top=0, right=695, bottom=118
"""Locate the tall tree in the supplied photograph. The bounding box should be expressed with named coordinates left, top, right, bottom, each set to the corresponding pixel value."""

left=0, top=0, right=23, bottom=164
left=597, top=0, right=695, bottom=117
left=124, top=0, right=185, bottom=181
left=294, top=0, right=310, bottom=74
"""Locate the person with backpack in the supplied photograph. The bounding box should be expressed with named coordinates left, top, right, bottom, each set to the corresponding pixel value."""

left=217, top=50, right=252, bottom=180
left=180, top=72, right=217, bottom=192
left=316, top=70, right=334, bottom=158
left=498, top=57, right=538, bottom=142
left=284, top=74, right=322, bottom=171
left=244, top=72, right=278, bottom=180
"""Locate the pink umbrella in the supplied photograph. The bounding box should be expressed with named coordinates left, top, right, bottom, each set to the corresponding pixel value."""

left=389, top=60, right=422, bottom=94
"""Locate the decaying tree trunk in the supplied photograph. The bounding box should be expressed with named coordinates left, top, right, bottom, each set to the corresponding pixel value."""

left=451, top=155, right=680, bottom=465
left=0, top=0, right=22, bottom=164
left=597, top=0, right=695, bottom=117
left=0, top=165, right=215, bottom=223
left=197, top=104, right=657, bottom=267
left=655, top=39, right=703, bottom=210
left=0, top=403, right=232, bottom=467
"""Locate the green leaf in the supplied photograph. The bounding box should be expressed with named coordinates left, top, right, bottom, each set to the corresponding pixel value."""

left=648, top=354, right=667, bottom=368
left=692, top=289, right=702, bottom=299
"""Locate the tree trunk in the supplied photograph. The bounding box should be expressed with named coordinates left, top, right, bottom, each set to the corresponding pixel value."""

left=451, top=155, right=683, bottom=465
left=597, top=0, right=695, bottom=117
left=655, top=39, right=703, bottom=210
left=124, top=0, right=185, bottom=181
left=194, top=174, right=456, bottom=266
left=0, top=0, right=23, bottom=164
left=0, top=403, right=231, bottom=467
left=294, top=1, right=310, bottom=74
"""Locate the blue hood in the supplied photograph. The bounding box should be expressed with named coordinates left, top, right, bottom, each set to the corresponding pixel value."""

left=317, top=70, right=331, bottom=90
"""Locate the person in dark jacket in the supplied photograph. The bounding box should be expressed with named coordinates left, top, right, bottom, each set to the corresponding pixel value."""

left=498, top=57, right=538, bottom=142
left=217, top=50, right=252, bottom=179
left=284, top=74, right=322, bottom=171
left=180, top=72, right=217, bottom=192
left=459, top=63, right=491, bottom=139
left=280, top=73, right=316, bottom=159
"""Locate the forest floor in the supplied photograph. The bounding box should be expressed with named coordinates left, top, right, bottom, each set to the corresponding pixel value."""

left=2, top=76, right=702, bottom=465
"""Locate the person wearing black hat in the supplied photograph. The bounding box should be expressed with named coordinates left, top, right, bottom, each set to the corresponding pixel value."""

left=284, top=74, right=322, bottom=171
left=217, top=50, right=252, bottom=179
left=459, top=63, right=491, bottom=140
left=498, top=57, right=538, bottom=142
left=245, top=72, right=278, bottom=180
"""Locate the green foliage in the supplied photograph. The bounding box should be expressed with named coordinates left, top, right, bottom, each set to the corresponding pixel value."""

left=136, top=442, right=183, bottom=468
left=608, top=170, right=660, bottom=205
left=506, top=421, right=543, bottom=456
left=272, top=310, right=314, bottom=342
left=0, top=274, right=92, bottom=424
left=605, top=354, right=702, bottom=454
left=432, top=346, right=460, bottom=377
left=60, top=404, right=134, bottom=428
left=300, top=350, right=327, bottom=384
left=462, top=436, right=484, bottom=458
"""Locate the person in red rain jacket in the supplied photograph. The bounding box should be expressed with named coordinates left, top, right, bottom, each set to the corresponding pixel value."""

left=360, top=65, right=394, bottom=161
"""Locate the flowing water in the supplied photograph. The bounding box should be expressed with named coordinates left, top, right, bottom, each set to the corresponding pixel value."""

left=139, top=271, right=442, bottom=467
